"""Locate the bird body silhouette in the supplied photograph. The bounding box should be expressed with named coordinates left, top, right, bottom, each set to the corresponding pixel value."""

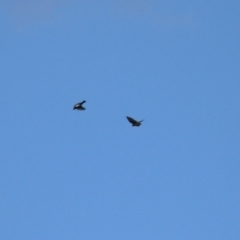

left=73, top=100, right=86, bottom=110
left=126, top=116, right=143, bottom=126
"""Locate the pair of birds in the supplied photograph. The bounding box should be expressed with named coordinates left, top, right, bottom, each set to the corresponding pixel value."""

left=73, top=100, right=144, bottom=127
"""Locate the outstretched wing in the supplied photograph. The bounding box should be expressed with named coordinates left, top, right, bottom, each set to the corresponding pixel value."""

left=80, top=100, right=86, bottom=105
left=126, top=116, right=137, bottom=124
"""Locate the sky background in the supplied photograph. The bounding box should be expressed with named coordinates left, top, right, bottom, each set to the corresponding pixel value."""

left=0, top=1, right=239, bottom=239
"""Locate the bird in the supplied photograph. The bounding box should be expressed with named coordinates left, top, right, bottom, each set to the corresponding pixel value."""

left=126, top=116, right=144, bottom=126
left=73, top=100, right=86, bottom=110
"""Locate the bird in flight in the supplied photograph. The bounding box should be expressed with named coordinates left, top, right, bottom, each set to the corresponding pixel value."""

left=126, top=116, right=144, bottom=126
left=73, top=100, right=86, bottom=110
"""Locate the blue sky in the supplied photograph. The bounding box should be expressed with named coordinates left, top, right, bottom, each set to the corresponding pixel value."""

left=0, top=1, right=239, bottom=239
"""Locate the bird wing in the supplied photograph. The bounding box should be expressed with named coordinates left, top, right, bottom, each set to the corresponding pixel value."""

left=126, top=116, right=137, bottom=124
left=80, top=100, right=86, bottom=105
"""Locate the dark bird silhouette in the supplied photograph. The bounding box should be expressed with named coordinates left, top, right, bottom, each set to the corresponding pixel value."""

left=126, top=116, right=144, bottom=126
left=73, top=100, right=86, bottom=110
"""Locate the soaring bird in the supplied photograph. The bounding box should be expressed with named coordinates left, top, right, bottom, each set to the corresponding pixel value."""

left=73, top=100, right=86, bottom=110
left=126, top=116, right=144, bottom=126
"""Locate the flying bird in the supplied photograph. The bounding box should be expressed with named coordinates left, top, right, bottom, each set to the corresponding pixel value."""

left=73, top=100, right=86, bottom=110
left=126, top=116, right=144, bottom=126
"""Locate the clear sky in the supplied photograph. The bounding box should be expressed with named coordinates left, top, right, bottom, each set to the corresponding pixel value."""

left=0, top=1, right=239, bottom=239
